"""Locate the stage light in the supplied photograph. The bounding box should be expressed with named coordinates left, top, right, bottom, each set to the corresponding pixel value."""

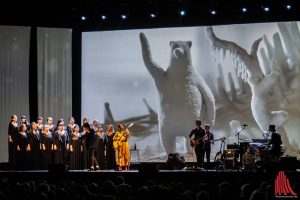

left=150, top=13, right=156, bottom=18
left=210, top=10, right=217, bottom=15
left=121, top=14, right=127, bottom=19
left=179, top=10, right=186, bottom=16
left=81, top=16, right=86, bottom=21
left=263, top=7, right=270, bottom=12
left=101, top=15, right=107, bottom=20
left=286, top=5, right=292, bottom=10
left=241, top=7, right=247, bottom=13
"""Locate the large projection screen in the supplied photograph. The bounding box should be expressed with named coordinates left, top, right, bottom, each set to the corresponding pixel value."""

left=82, top=22, right=300, bottom=162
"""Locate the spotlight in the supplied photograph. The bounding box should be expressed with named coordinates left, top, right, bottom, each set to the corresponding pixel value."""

left=179, top=10, right=186, bottom=16
left=286, top=5, right=292, bottom=10
left=81, top=16, right=86, bottom=21
left=101, top=15, right=107, bottom=20
left=263, top=7, right=270, bottom=12
left=121, top=14, right=127, bottom=19
left=210, top=10, right=217, bottom=15
left=150, top=13, right=156, bottom=18
left=241, top=7, right=247, bottom=13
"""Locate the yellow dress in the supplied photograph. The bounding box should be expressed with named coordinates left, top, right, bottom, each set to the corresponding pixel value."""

left=113, top=130, right=130, bottom=167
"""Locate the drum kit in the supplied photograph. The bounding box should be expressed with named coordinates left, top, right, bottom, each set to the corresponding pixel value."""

left=213, top=132, right=273, bottom=170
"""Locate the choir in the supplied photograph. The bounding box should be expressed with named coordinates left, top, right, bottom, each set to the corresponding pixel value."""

left=7, top=115, right=130, bottom=171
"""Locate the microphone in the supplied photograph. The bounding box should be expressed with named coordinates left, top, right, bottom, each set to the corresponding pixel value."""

left=242, top=124, right=248, bottom=126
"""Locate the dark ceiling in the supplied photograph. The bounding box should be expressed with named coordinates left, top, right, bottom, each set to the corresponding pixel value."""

left=0, top=0, right=299, bottom=31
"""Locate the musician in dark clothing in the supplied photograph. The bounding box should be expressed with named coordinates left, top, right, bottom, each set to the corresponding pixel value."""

left=8, top=115, right=18, bottom=164
left=189, top=120, right=205, bottom=168
left=203, top=124, right=214, bottom=164
left=81, top=123, right=99, bottom=171
left=268, top=125, right=282, bottom=156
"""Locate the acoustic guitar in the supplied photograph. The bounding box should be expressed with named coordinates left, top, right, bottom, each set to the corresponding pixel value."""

left=113, top=123, right=134, bottom=149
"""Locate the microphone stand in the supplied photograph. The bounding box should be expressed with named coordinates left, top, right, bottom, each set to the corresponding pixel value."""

left=235, top=125, right=247, bottom=146
left=234, top=125, right=247, bottom=169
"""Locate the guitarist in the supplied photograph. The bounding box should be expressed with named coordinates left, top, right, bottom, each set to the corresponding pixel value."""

left=189, top=120, right=205, bottom=168
left=203, top=124, right=214, bottom=165
left=113, top=123, right=131, bottom=171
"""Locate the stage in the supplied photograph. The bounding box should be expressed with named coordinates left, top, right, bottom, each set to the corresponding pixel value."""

left=1, top=162, right=300, bottom=183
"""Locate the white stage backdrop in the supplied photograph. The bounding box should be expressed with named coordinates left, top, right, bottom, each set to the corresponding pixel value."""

left=0, top=26, right=31, bottom=162
left=82, top=22, right=300, bottom=162
left=37, top=28, right=72, bottom=122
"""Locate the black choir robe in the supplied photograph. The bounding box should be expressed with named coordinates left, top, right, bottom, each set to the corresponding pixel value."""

left=106, top=132, right=116, bottom=169
left=8, top=122, right=18, bottom=164
left=52, top=130, right=68, bottom=164
left=40, top=132, right=52, bottom=169
left=15, top=132, right=29, bottom=170
left=95, top=133, right=106, bottom=169
left=28, top=131, right=41, bottom=170
left=69, top=134, right=83, bottom=170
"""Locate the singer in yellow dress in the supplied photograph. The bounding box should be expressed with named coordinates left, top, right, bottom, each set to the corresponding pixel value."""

left=113, top=123, right=130, bottom=170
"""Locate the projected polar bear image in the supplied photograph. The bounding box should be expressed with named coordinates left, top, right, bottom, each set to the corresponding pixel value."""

left=139, top=32, right=215, bottom=155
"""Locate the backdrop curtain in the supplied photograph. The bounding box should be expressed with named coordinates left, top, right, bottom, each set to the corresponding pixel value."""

left=37, top=28, right=72, bottom=123
left=0, top=26, right=31, bottom=162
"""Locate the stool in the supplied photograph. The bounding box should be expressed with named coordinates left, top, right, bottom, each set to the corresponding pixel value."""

left=130, top=149, right=140, bottom=162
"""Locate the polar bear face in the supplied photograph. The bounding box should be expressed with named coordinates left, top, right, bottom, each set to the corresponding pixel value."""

left=169, top=41, right=192, bottom=64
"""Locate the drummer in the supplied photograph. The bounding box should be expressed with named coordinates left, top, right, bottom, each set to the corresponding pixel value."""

left=268, top=124, right=282, bottom=157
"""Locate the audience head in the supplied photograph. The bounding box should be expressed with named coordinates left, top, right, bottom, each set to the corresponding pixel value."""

left=197, top=190, right=210, bottom=200
left=249, top=189, right=266, bottom=200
